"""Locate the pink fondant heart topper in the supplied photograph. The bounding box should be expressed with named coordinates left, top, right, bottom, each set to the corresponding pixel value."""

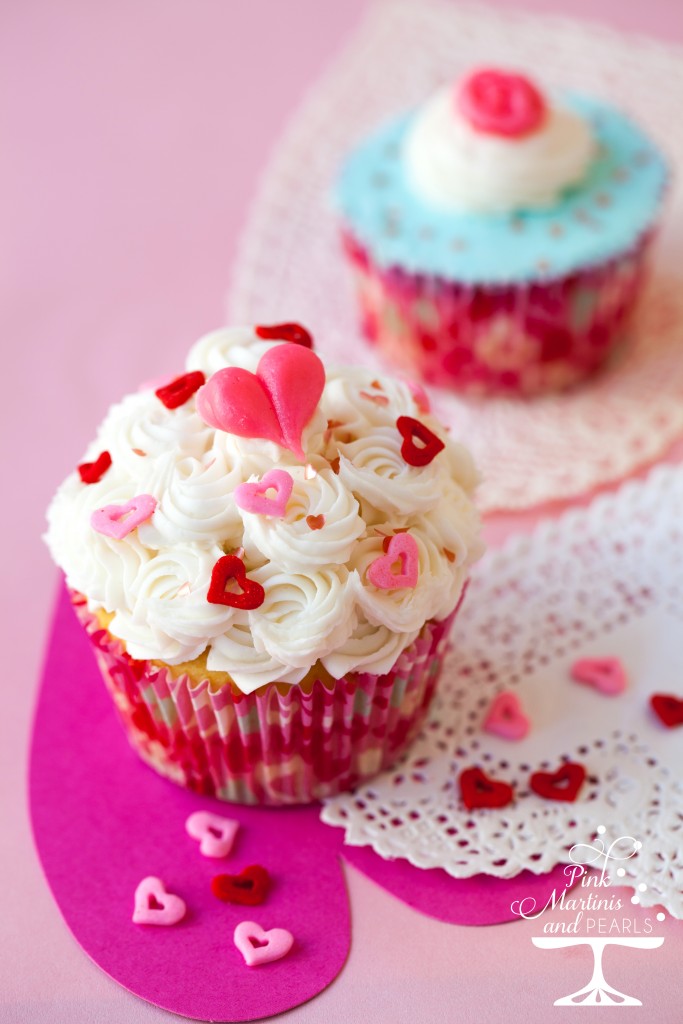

left=571, top=657, right=627, bottom=696
left=234, top=469, right=294, bottom=519
left=132, top=877, right=186, bottom=926
left=91, top=494, right=157, bottom=539
left=484, top=691, right=530, bottom=741
left=196, top=344, right=325, bottom=460
left=234, top=920, right=294, bottom=967
left=185, top=810, right=240, bottom=859
left=367, top=533, right=419, bottom=590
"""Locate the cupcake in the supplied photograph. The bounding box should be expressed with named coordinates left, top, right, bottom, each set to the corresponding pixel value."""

left=45, top=323, right=483, bottom=805
left=335, top=67, right=668, bottom=396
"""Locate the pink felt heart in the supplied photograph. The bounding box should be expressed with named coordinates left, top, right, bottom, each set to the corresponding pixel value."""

left=90, top=494, right=157, bottom=539
left=185, top=810, right=239, bottom=859
left=234, top=469, right=294, bottom=518
left=234, top=920, right=294, bottom=968
left=132, top=877, right=186, bottom=926
left=367, top=533, right=419, bottom=590
left=196, top=344, right=325, bottom=460
left=483, top=691, right=530, bottom=741
left=571, top=657, right=627, bottom=696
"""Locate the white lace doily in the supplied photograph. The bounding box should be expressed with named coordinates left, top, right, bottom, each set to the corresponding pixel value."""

left=321, top=464, right=683, bottom=918
left=228, top=0, right=683, bottom=513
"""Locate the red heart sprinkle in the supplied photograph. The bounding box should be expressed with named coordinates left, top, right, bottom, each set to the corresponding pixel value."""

left=78, top=450, right=112, bottom=484
left=255, top=322, right=314, bottom=349
left=211, top=865, right=270, bottom=906
left=396, top=416, right=445, bottom=467
left=207, top=555, right=265, bottom=610
left=529, top=762, right=586, bottom=803
left=155, top=371, right=206, bottom=410
left=650, top=693, right=683, bottom=728
left=459, top=766, right=514, bottom=810
left=306, top=514, right=325, bottom=531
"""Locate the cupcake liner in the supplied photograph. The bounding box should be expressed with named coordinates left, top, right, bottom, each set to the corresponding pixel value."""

left=341, top=228, right=656, bottom=397
left=71, top=592, right=456, bottom=805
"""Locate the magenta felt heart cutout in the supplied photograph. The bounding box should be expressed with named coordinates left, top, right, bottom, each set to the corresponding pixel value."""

left=234, top=469, right=294, bottom=518
left=132, top=877, right=186, bottom=926
left=367, top=533, right=419, bottom=590
left=571, top=657, right=627, bottom=695
left=483, top=691, right=530, bottom=741
left=90, top=494, right=157, bottom=539
left=234, top=920, right=294, bottom=967
left=196, top=344, right=325, bottom=460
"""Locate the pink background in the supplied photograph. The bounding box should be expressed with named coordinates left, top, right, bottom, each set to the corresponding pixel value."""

left=3, top=1, right=682, bottom=1021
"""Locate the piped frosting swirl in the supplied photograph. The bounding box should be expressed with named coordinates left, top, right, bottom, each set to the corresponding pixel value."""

left=45, top=325, right=483, bottom=692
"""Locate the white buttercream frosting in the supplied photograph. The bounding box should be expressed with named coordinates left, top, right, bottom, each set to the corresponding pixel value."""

left=45, top=325, right=482, bottom=692
left=404, top=86, right=595, bottom=213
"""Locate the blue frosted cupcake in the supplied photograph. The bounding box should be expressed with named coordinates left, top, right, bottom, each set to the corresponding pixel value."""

left=335, top=68, right=668, bottom=396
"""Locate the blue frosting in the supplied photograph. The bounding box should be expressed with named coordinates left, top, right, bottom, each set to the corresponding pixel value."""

left=335, top=96, right=667, bottom=285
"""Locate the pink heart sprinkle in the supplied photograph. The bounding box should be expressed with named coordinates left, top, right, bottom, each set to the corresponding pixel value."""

left=234, top=469, right=293, bottom=519
left=196, top=344, right=325, bottom=460
left=185, top=810, right=239, bottom=859
left=132, top=877, right=186, bottom=926
left=483, top=691, right=530, bottom=741
left=367, top=533, right=419, bottom=590
left=399, top=375, right=431, bottom=414
left=90, top=494, right=157, bottom=539
left=234, top=920, right=294, bottom=967
left=571, top=657, right=627, bottom=696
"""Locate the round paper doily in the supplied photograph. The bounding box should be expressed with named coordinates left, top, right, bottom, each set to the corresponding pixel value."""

left=321, top=464, right=683, bottom=918
left=228, top=0, right=683, bottom=512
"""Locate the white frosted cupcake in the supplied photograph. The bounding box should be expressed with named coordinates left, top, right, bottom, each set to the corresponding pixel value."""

left=45, top=322, right=483, bottom=803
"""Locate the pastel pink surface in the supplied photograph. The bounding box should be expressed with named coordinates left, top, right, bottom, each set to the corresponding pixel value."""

left=234, top=469, right=294, bottom=518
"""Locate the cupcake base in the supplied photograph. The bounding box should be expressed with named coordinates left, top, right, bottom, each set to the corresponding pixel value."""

left=342, top=229, right=655, bottom=397
left=72, top=593, right=456, bottom=805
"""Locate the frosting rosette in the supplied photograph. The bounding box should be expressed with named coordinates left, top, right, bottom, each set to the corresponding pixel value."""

left=45, top=324, right=482, bottom=695
left=405, top=71, right=596, bottom=213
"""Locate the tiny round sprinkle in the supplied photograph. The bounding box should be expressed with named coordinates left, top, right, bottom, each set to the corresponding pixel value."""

left=597, top=825, right=606, bottom=834
left=617, top=868, right=626, bottom=877
left=638, top=883, right=647, bottom=891
left=657, top=912, right=666, bottom=921
left=631, top=895, right=640, bottom=905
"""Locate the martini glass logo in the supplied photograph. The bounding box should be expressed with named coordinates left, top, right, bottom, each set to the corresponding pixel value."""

left=513, top=827, right=665, bottom=1007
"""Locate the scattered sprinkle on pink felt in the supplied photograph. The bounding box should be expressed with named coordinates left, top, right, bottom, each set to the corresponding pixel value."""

left=91, top=494, right=157, bottom=539
left=234, top=469, right=294, bottom=518
left=185, top=811, right=239, bottom=859
left=196, top=344, right=325, bottom=460
left=234, top=921, right=294, bottom=967
left=483, top=691, right=530, bottom=740
left=132, top=877, right=186, bottom=926
left=571, top=657, right=627, bottom=696
left=367, top=533, right=419, bottom=590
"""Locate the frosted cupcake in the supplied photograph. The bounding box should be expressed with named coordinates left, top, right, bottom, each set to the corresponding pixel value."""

left=45, top=323, right=482, bottom=804
left=335, top=68, right=668, bottom=396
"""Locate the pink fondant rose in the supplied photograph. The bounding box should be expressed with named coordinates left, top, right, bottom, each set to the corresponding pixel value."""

left=457, top=68, right=546, bottom=138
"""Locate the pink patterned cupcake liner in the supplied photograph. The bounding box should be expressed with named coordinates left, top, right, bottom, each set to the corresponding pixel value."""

left=71, top=593, right=457, bottom=805
left=341, top=228, right=655, bottom=397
